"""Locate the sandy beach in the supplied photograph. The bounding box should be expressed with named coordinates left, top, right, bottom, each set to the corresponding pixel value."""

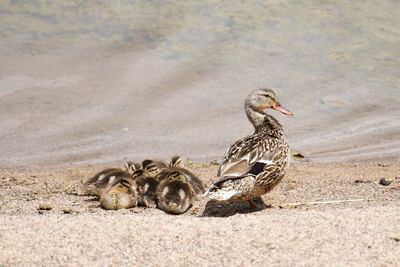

left=1, top=160, right=399, bottom=266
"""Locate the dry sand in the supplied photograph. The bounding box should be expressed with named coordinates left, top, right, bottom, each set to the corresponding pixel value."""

left=1, top=160, right=399, bottom=266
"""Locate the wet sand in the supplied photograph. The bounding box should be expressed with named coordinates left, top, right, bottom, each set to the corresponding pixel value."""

left=1, top=1, right=400, bottom=166
left=1, top=160, right=399, bottom=266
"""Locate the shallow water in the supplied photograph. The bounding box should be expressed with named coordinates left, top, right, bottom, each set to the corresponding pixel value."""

left=0, top=1, right=399, bottom=167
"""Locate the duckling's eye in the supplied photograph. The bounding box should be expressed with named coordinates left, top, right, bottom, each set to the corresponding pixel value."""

left=120, top=181, right=130, bottom=187
left=171, top=172, right=179, bottom=178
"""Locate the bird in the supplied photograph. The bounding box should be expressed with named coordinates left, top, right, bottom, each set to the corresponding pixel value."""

left=135, top=159, right=168, bottom=208
left=169, top=155, right=184, bottom=168
left=141, top=159, right=168, bottom=177
left=81, top=160, right=141, bottom=197
left=100, top=175, right=137, bottom=210
left=204, top=88, right=293, bottom=208
left=124, top=161, right=142, bottom=175
left=160, top=156, right=205, bottom=197
left=156, top=156, right=205, bottom=214
left=82, top=168, right=131, bottom=197
left=156, top=171, right=194, bottom=214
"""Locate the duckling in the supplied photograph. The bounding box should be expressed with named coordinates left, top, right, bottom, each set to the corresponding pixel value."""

left=82, top=161, right=140, bottom=197
left=136, top=172, right=159, bottom=208
left=169, top=155, right=184, bottom=168
left=142, top=159, right=167, bottom=177
left=100, top=176, right=137, bottom=210
left=156, top=171, right=193, bottom=215
left=83, top=168, right=129, bottom=197
left=135, top=159, right=167, bottom=208
left=162, top=156, right=205, bottom=197
left=123, top=161, right=142, bottom=175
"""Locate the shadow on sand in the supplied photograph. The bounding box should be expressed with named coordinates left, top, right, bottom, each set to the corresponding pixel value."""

left=201, top=197, right=271, bottom=217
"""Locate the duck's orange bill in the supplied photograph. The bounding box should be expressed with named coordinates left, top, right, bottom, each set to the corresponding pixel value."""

left=273, top=103, right=293, bottom=116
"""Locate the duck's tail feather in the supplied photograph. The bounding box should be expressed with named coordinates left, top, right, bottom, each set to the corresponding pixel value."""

left=203, top=184, right=239, bottom=201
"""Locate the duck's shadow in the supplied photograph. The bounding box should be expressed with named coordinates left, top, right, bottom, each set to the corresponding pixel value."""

left=201, top=197, right=271, bottom=217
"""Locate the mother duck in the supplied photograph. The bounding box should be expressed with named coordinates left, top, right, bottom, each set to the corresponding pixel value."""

left=204, top=88, right=293, bottom=208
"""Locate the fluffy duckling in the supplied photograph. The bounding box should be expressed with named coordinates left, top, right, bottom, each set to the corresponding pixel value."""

left=163, top=156, right=205, bottom=197
left=142, top=159, right=167, bottom=177
left=82, top=161, right=140, bottom=197
left=136, top=174, right=159, bottom=208
left=155, top=156, right=205, bottom=214
left=124, top=161, right=142, bottom=175
left=156, top=171, right=193, bottom=214
left=135, top=159, right=167, bottom=208
left=169, top=155, right=184, bottom=168
left=100, top=176, right=137, bottom=210
left=83, top=168, right=130, bottom=197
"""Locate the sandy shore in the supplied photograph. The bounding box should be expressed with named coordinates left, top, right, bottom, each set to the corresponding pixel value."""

left=1, top=160, right=399, bottom=266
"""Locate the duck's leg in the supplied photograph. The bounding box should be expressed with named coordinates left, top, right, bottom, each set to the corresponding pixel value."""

left=248, top=199, right=258, bottom=209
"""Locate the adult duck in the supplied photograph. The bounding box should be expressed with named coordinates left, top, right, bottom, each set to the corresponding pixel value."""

left=204, top=88, right=293, bottom=208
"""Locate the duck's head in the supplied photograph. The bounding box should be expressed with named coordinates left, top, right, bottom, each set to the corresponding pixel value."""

left=142, top=159, right=162, bottom=177
left=166, top=171, right=187, bottom=183
left=109, top=179, right=132, bottom=194
left=131, top=169, right=144, bottom=180
left=170, top=156, right=184, bottom=168
left=246, top=88, right=293, bottom=116
left=124, top=161, right=141, bottom=175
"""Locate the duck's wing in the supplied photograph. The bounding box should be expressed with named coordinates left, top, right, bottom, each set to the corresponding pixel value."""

left=215, top=133, right=278, bottom=184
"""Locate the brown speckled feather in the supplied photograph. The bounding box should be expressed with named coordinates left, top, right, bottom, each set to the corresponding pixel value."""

left=216, top=129, right=287, bottom=184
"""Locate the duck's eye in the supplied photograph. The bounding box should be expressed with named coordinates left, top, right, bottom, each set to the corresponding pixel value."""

left=120, top=181, right=130, bottom=187
left=170, top=172, right=180, bottom=178
left=261, top=94, right=271, bottom=98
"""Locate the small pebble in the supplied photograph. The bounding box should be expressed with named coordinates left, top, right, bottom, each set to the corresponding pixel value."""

left=377, top=163, right=389, bottom=167
left=38, top=203, right=52, bottom=210
left=379, top=177, right=394, bottom=186
left=390, top=236, right=400, bottom=242
left=292, top=152, right=305, bottom=159
left=354, top=179, right=371, bottom=184
left=63, top=208, right=74, bottom=214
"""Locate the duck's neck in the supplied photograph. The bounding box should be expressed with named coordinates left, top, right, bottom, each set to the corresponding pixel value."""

left=245, top=106, right=283, bottom=134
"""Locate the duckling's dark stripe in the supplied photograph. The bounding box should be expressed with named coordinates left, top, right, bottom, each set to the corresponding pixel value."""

left=119, top=180, right=131, bottom=187
left=145, top=166, right=159, bottom=172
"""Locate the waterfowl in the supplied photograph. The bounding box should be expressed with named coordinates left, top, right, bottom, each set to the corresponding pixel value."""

left=100, top=175, right=137, bottom=210
left=156, top=171, right=193, bottom=214
left=124, top=161, right=142, bottom=175
left=160, top=156, right=205, bottom=197
left=82, top=160, right=141, bottom=197
left=170, top=155, right=184, bottom=168
left=83, top=168, right=130, bottom=197
left=204, top=88, right=293, bottom=208
left=142, top=159, right=167, bottom=177
left=136, top=174, right=159, bottom=208
left=136, top=160, right=167, bottom=208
